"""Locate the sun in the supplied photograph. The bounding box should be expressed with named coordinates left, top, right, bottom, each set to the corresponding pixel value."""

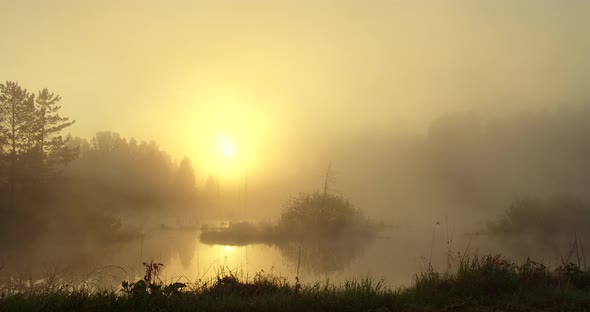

left=218, top=135, right=235, bottom=157
left=224, top=245, right=232, bottom=252
left=223, top=147, right=233, bottom=156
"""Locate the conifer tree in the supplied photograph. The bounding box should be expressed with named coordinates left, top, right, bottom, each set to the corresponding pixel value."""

left=176, top=157, right=196, bottom=194
left=34, top=88, right=78, bottom=180
left=0, top=81, right=35, bottom=202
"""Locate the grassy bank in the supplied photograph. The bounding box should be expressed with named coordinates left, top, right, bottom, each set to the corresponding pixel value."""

left=1, top=254, right=590, bottom=311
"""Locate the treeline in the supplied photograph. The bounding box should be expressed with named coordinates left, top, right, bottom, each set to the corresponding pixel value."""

left=0, top=80, right=199, bottom=256
left=424, top=106, right=590, bottom=213
left=335, top=105, right=590, bottom=221
left=64, top=131, right=198, bottom=215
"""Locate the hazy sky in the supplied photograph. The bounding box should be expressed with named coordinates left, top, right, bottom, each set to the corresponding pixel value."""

left=2, top=0, right=590, bottom=179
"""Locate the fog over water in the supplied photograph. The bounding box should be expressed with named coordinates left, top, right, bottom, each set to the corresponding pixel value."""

left=1, top=0, right=590, bottom=288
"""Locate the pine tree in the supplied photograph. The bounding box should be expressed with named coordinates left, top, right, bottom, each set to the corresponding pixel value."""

left=34, top=88, right=78, bottom=181
left=175, top=157, right=197, bottom=205
left=0, top=81, right=35, bottom=203
left=0, top=87, right=7, bottom=186
left=0, top=82, right=78, bottom=206
left=176, top=157, right=196, bottom=194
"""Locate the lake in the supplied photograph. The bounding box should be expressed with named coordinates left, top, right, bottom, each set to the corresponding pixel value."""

left=0, top=219, right=566, bottom=291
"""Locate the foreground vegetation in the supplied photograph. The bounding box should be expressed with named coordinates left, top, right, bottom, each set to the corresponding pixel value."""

left=2, top=254, right=589, bottom=312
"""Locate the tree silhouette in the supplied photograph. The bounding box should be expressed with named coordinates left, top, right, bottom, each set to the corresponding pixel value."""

left=34, top=88, right=77, bottom=182
left=175, top=156, right=197, bottom=205
left=176, top=157, right=196, bottom=192
left=0, top=81, right=77, bottom=207
left=0, top=81, right=35, bottom=204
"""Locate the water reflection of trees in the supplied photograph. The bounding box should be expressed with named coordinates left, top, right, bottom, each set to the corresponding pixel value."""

left=485, top=196, right=590, bottom=259
left=278, top=236, right=373, bottom=276
left=201, top=191, right=381, bottom=275
left=277, top=191, right=377, bottom=275
left=0, top=227, right=199, bottom=284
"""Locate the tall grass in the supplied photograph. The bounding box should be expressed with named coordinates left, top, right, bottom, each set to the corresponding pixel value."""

left=1, top=253, right=589, bottom=311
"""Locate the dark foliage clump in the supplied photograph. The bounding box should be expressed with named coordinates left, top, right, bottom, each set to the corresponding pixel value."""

left=279, top=191, right=368, bottom=238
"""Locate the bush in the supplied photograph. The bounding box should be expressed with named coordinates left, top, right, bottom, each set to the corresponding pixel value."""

left=278, top=191, right=365, bottom=237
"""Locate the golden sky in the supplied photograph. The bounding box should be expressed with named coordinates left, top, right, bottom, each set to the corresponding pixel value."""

left=2, top=0, right=590, bottom=180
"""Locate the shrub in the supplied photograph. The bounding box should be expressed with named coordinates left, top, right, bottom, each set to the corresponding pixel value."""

left=278, top=191, right=365, bottom=237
